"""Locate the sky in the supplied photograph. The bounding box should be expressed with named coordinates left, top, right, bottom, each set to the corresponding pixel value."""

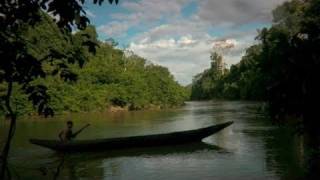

left=84, top=0, right=286, bottom=85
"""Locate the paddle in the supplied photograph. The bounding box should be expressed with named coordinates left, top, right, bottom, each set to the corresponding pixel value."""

left=73, top=124, right=90, bottom=137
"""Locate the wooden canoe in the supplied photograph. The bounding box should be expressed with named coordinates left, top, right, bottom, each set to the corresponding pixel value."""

left=29, top=121, right=233, bottom=152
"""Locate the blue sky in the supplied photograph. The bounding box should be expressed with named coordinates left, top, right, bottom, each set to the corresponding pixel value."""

left=84, top=0, right=286, bottom=85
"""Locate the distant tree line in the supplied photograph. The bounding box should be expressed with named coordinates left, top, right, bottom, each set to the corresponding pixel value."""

left=191, top=45, right=265, bottom=100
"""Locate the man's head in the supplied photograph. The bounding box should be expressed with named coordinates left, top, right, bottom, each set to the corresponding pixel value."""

left=67, top=120, right=73, bottom=129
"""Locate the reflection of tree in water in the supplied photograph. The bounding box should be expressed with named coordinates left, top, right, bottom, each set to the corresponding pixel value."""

left=229, top=102, right=308, bottom=180
left=33, top=154, right=67, bottom=180
left=49, top=153, right=104, bottom=180
left=53, top=154, right=65, bottom=180
left=247, top=126, right=306, bottom=180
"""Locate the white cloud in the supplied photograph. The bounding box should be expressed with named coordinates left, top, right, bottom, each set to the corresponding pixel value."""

left=95, top=0, right=287, bottom=84
left=132, top=18, right=210, bottom=43
left=98, top=22, right=130, bottom=37
left=120, top=0, right=190, bottom=22
left=98, top=0, right=192, bottom=37
left=178, top=35, right=197, bottom=47
left=130, top=36, right=211, bottom=85
left=129, top=30, right=256, bottom=85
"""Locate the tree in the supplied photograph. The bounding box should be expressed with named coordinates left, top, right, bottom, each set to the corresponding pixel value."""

left=0, top=0, right=118, bottom=178
left=210, top=52, right=225, bottom=75
left=255, top=1, right=320, bottom=176
left=191, top=52, right=228, bottom=100
left=257, top=0, right=319, bottom=130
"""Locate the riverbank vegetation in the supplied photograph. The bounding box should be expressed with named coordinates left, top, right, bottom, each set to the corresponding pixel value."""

left=191, top=45, right=265, bottom=101
left=0, top=14, right=188, bottom=117
left=191, top=0, right=320, bottom=132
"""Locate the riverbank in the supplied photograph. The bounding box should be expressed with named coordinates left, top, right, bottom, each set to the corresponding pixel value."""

left=1, top=102, right=186, bottom=121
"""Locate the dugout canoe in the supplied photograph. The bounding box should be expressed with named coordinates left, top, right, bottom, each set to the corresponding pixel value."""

left=29, top=121, right=233, bottom=152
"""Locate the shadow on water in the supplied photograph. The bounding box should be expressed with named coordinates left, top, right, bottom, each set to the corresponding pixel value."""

left=39, top=142, right=224, bottom=179
left=263, top=129, right=320, bottom=180
left=243, top=124, right=307, bottom=180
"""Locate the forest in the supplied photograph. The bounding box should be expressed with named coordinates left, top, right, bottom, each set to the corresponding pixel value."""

left=191, top=46, right=264, bottom=101
left=0, top=14, right=188, bottom=116
left=191, top=0, right=320, bottom=135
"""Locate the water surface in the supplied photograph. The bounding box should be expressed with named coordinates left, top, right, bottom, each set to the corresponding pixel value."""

left=0, top=101, right=305, bottom=179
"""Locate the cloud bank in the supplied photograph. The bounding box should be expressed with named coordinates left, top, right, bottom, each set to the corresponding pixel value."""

left=95, top=0, right=287, bottom=85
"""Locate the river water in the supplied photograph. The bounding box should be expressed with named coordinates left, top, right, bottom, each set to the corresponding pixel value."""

left=0, top=101, right=306, bottom=179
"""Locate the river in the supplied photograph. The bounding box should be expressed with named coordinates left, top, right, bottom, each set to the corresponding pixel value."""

left=0, top=101, right=306, bottom=179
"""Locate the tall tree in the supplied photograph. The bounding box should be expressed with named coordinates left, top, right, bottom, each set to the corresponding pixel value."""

left=0, top=0, right=118, bottom=179
left=210, top=52, right=225, bottom=75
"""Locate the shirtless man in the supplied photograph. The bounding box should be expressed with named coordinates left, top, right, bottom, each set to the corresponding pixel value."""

left=59, top=121, right=90, bottom=142
left=59, top=120, right=75, bottom=142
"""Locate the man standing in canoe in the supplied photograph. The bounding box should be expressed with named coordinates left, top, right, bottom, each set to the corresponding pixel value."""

left=59, top=121, right=90, bottom=142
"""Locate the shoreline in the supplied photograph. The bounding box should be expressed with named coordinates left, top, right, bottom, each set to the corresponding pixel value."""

left=1, top=103, right=185, bottom=121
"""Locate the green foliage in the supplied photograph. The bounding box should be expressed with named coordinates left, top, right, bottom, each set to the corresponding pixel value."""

left=1, top=1, right=119, bottom=178
left=192, top=0, right=320, bottom=135
left=191, top=53, right=227, bottom=100
left=1, top=14, right=188, bottom=116
left=257, top=0, right=320, bottom=130
left=1, top=0, right=119, bottom=117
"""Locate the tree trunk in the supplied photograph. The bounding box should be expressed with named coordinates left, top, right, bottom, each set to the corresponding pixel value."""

left=0, top=81, right=16, bottom=180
